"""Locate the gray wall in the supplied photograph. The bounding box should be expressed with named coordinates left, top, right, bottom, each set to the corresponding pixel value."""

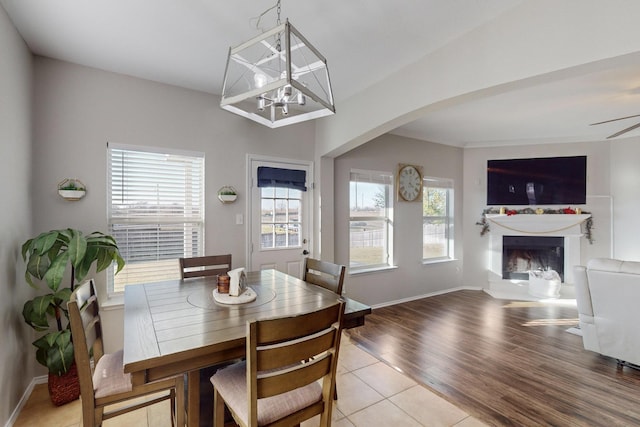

left=610, top=137, right=640, bottom=260
left=0, top=4, right=34, bottom=426
left=31, top=58, right=316, bottom=354
left=334, top=134, right=464, bottom=306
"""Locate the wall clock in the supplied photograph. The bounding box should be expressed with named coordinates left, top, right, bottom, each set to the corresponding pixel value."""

left=397, top=164, right=423, bottom=202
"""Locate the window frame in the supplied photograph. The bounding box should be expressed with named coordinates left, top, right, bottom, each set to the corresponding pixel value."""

left=106, top=143, right=205, bottom=295
left=422, top=176, right=454, bottom=263
left=348, top=169, right=394, bottom=273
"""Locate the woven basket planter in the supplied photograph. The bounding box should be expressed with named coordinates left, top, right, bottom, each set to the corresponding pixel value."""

left=48, top=363, right=80, bottom=406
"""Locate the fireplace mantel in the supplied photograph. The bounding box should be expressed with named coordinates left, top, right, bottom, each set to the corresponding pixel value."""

left=486, top=214, right=591, bottom=236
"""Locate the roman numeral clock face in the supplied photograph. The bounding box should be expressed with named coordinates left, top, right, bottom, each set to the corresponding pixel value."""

left=398, top=164, right=423, bottom=202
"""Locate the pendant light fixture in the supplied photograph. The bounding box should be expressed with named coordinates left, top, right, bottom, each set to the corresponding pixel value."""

left=220, top=0, right=335, bottom=128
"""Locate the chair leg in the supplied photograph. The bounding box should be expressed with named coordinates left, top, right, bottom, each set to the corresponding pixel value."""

left=170, top=389, right=176, bottom=427
left=334, top=384, right=338, bottom=401
left=176, top=377, right=185, bottom=427
left=213, top=388, right=225, bottom=427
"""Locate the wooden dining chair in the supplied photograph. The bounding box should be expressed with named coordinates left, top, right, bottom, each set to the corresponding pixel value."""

left=303, top=257, right=346, bottom=401
left=210, top=301, right=345, bottom=427
left=179, top=254, right=232, bottom=279
left=303, top=257, right=346, bottom=296
left=68, top=279, right=185, bottom=427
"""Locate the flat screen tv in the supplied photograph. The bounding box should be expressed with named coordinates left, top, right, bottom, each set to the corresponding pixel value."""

left=487, top=155, right=587, bottom=206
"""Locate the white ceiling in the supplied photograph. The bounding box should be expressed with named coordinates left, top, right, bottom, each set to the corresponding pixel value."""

left=3, top=0, right=640, bottom=147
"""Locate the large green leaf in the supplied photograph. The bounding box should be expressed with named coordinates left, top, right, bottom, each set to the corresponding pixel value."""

left=57, top=229, right=73, bottom=244
left=114, top=252, right=125, bottom=274
left=74, top=244, right=98, bottom=282
left=87, top=231, right=117, bottom=246
left=22, top=299, right=50, bottom=331
left=54, top=288, right=72, bottom=305
left=33, top=331, right=74, bottom=375
left=32, top=294, right=55, bottom=316
left=32, top=334, right=51, bottom=368
left=33, top=231, right=59, bottom=256
left=47, top=330, right=74, bottom=376
left=42, top=251, right=70, bottom=291
left=46, top=238, right=64, bottom=263
left=88, top=233, right=125, bottom=274
left=21, top=238, right=34, bottom=262
left=26, top=253, right=50, bottom=282
left=67, top=229, right=87, bottom=270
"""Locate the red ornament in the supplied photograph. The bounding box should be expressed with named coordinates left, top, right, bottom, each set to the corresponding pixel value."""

left=563, top=207, right=576, bottom=214
left=506, top=209, right=518, bottom=216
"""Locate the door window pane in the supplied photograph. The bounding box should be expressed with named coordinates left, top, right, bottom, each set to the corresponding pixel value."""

left=260, top=187, right=303, bottom=250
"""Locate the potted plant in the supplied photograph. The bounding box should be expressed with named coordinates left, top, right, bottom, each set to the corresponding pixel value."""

left=57, top=178, right=86, bottom=201
left=217, top=186, right=238, bottom=204
left=21, top=228, right=125, bottom=405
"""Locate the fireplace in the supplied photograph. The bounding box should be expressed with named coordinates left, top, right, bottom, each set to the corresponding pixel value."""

left=486, top=213, right=590, bottom=290
left=502, top=236, right=564, bottom=281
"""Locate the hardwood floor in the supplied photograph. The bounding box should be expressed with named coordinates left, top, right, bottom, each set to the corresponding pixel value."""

left=346, top=290, right=640, bottom=426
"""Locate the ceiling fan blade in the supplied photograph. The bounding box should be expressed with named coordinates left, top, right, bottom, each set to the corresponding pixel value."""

left=607, top=121, right=640, bottom=139
left=590, top=114, right=640, bottom=126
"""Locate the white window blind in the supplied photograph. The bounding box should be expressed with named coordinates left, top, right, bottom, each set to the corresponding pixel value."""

left=107, top=144, right=205, bottom=294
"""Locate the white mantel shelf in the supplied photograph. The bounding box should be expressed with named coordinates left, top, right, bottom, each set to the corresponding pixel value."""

left=486, top=214, right=591, bottom=236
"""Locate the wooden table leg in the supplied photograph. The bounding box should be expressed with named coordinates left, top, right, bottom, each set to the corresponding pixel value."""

left=187, top=370, right=200, bottom=427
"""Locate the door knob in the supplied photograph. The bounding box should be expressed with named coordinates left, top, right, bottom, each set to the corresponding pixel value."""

left=302, top=250, right=309, bottom=255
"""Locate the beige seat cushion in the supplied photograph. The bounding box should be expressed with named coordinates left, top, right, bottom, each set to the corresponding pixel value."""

left=211, top=361, right=322, bottom=426
left=92, top=350, right=133, bottom=398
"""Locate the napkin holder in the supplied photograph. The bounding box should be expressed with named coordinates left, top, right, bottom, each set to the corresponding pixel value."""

left=228, top=267, right=247, bottom=297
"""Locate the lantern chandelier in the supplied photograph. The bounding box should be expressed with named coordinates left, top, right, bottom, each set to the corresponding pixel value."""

left=220, top=0, right=335, bottom=128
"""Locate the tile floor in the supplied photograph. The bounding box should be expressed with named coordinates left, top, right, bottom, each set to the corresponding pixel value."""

left=13, top=333, right=488, bottom=427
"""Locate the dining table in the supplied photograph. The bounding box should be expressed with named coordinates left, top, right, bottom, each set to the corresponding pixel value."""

left=123, top=268, right=371, bottom=427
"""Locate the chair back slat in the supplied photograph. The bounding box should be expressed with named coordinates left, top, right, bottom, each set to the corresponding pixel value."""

left=257, top=353, right=333, bottom=398
left=256, top=327, right=336, bottom=370
left=304, top=258, right=346, bottom=295
left=179, top=254, right=231, bottom=279
left=254, top=302, right=342, bottom=344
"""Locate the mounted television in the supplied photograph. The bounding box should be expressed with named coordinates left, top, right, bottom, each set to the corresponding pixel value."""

left=487, top=155, right=587, bottom=206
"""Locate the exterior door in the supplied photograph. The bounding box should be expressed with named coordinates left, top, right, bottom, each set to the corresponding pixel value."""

left=248, top=156, right=312, bottom=278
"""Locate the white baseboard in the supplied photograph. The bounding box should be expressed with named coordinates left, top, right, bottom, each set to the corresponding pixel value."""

left=5, top=376, right=47, bottom=427
left=370, top=286, right=482, bottom=309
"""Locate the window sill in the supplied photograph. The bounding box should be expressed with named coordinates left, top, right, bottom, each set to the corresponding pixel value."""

left=101, top=294, right=124, bottom=310
left=422, top=257, right=457, bottom=266
left=349, top=265, right=398, bottom=276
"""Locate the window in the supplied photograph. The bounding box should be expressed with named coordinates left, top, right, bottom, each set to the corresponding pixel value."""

left=349, top=169, right=393, bottom=271
left=107, top=144, right=204, bottom=294
left=260, top=187, right=302, bottom=249
left=423, top=177, right=454, bottom=261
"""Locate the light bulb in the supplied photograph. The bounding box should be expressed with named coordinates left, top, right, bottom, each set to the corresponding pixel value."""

left=254, top=73, right=268, bottom=89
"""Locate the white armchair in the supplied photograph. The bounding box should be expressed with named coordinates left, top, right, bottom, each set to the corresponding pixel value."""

left=574, top=258, right=640, bottom=367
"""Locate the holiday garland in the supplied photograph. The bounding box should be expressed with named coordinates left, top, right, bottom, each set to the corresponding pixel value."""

left=476, top=207, right=594, bottom=244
